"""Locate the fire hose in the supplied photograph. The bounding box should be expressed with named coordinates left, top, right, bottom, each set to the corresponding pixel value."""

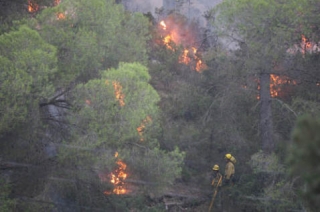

left=208, top=176, right=222, bottom=212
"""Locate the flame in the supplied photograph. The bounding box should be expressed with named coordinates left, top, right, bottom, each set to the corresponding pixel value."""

left=163, top=35, right=174, bottom=50
left=159, top=20, right=207, bottom=72
left=270, top=74, right=296, bottom=97
left=56, top=12, right=66, bottom=20
left=160, top=21, right=167, bottom=30
left=288, top=35, right=320, bottom=54
left=110, top=160, right=127, bottom=195
left=256, top=74, right=297, bottom=99
left=301, top=35, right=313, bottom=54
left=105, top=80, right=125, bottom=106
left=101, top=152, right=129, bottom=195
left=53, top=0, right=66, bottom=20
left=112, top=81, right=125, bottom=107
left=137, top=116, right=152, bottom=141
left=179, top=49, right=190, bottom=64
left=28, top=0, right=39, bottom=13
left=85, top=99, right=91, bottom=105
left=27, top=0, right=65, bottom=20
left=54, top=0, right=61, bottom=6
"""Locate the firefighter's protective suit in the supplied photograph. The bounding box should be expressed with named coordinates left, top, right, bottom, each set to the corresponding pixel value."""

left=224, top=154, right=236, bottom=184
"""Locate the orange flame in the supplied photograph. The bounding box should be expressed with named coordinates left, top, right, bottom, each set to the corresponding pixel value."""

left=56, top=13, right=66, bottom=20
left=101, top=152, right=128, bottom=195
left=105, top=80, right=125, bottom=106
left=53, top=0, right=66, bottom=20
left=54, top=0, right=61, bottom=6
left=256, top=74, right=297, bottom=99
left=179, top=49, right=190, bottom=64
left=28, top=0, right=39, bottom=13
left=301, top=35, right=313, bottom=54
left=160, top=21, right=167, bottom=30
left=163, top=35, right=174, bottom=50
left=137, top=116, right=152, bottom=141
left=111, top=81, right=125, bottom=107
left=159, top=20, right=207, bottom=72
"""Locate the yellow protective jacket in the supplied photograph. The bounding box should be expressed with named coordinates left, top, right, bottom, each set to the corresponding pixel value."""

left=211, top=172, right=223, bottom=188
left=224, top=161, right=235, bottom=180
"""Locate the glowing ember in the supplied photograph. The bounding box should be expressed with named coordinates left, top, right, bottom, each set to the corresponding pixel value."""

left=28, top=0, right=39, bottom=13
left=137, top=116, right=152, bottom=141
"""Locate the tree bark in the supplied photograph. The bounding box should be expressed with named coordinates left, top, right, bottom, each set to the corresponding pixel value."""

left=259, top=73, right=274, bottom=153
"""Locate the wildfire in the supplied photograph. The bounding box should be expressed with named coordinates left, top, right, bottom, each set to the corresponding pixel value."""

left=56, top=12, right=66, bottom=20
left=159, top=20, right=206, bottom=72
left=270, top=74, right=296, bottom=97
left=53, top=0, right=66, bottom=20
left=27, top=0, right=65, bottom=20
left=163, top=35, right=174, bottom=50
left=101, top=152, right=128, bottom=195
left=287, top=34, right=320, bottom=54
left=54, top=0, right=61, bottom=6
left=28, top=0, right=39, bottom=13
left=137, top=116, right=152, bottom=141
left=179, top=49, right=191, bottom=64
left=256, top=74, right=297, bottom=99
left=112, top=81, right=125, bottom=107
left=106, top=80, right=125, bottom=107
left=160, top=21, right=167, bottom=30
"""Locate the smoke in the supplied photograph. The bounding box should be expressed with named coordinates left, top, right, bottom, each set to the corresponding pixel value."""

left=122, top=0, right=162, bottom=14
left=123, top=0, right=223, bottom=27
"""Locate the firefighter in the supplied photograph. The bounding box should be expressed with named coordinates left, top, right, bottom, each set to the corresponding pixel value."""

left=224, top=153, right=236, bottom=185
left=211, top=164, right=223, bottom=188
left=209, top=164, right=223, bottom=211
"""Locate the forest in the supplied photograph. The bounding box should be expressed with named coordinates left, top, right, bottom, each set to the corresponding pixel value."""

left=0, top=0, right=320, bottom=211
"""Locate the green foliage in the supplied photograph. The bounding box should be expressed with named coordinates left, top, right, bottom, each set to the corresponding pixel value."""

left=288, top=115, right=320, bottom=210
left=0, top=25, right=57, bottom=133
left=33, top=0, right=150, bottom=84
left=241, top=151, right=302, bottom=211
left=59, top=62, right=184, bottom=198
left=124, top=146, right=185, bottom=194
left=67, top=62, right=160, bottom=150
left=0, top=178, right=15, bottom=211
left=213, top=0, right=303, bottom=70
left=249, top=151, right=284, bottom=174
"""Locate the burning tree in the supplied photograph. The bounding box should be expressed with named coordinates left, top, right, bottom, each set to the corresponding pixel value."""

left=212, top=0, right=305, bottom=153
left=100, top=152, right=129, bottom=195
left=63, top=62, right=184, bottom=197
left=155, top=14, right=207, bottom=72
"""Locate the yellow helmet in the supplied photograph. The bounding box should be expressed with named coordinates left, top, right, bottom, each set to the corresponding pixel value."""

left=225, top=153, right=232, bottom=159
left=212, top=164, right=219, bottom=171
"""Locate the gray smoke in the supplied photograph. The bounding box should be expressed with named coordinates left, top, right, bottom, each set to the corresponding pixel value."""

left=122, top=0, right=223, bottom=27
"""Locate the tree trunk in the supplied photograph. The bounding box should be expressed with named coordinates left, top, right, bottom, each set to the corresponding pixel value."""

left=259, top=73, right=274, bottom=153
